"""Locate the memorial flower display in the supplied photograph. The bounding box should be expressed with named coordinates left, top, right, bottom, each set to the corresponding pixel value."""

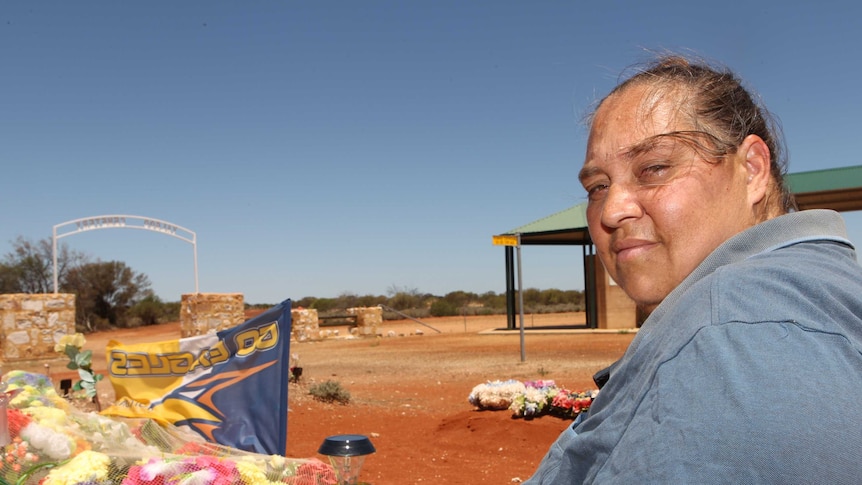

left=0, top=372, right=336, bottom=485
left=549, top=388, right=598, bottom=419
left=3, top=371, right=68, bottom=410
left=509, top=380, right=558, bottom=418
left=467, top=379, right=526, bottom=410
left=469, top=379, right=598, bottom=420
left=42, top=450, right=111, bottom=485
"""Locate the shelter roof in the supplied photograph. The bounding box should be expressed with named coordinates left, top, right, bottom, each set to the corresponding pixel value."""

left=787, top=165, right=862, bottom=211
left=498, top=165, right=862, bottom=246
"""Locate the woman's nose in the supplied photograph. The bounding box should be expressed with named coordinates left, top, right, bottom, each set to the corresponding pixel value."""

left=600, top=183, right=643, bottom=228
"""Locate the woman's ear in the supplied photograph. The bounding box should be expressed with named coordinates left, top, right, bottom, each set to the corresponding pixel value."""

left=741, top=134, right=772, bottom=206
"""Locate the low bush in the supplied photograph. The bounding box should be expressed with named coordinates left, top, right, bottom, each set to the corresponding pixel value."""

left=308, top=380, right=351, bottom=404
left=429, top=300, right=458, bottom=317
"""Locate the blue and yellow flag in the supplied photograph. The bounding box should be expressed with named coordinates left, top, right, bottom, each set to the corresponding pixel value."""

left=102, top=299, right=292, bottom=455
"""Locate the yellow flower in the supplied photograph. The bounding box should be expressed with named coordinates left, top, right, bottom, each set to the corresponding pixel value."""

left=236, top=459, right=283, bottom=485
left=23, top=407, right=68, bottom=428
left=43, top=450, right=110, bottom=485
left=9, top=385, right=69, bottom=411
left=12, top=395, right=42, bottom=407
left=54, top=333, right=86, bottom=353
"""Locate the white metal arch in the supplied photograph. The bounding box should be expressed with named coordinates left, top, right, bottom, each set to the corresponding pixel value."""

left=52, top=214, right=198, bottom=295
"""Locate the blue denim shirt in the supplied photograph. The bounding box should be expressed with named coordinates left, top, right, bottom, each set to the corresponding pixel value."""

left=526, top=210, right=862, bottom=484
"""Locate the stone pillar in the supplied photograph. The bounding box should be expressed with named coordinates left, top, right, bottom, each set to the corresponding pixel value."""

left=180, top=293, right=245, bottom=337
left=348, top=306, right=383, bottom=337
left=0, top=294, right=76, bottom=375
left=290, top=308, right=320, bottom=342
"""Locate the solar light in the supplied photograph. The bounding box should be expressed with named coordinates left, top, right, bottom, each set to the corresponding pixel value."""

left=318, top=434, right=376, bottom=484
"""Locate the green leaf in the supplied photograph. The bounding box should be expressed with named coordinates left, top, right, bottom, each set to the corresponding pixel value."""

left=74, top=349, right=93, bottom=368
left=78, top=369, right=95, bottom=383
left=80, top=380, right=96, bottom=397
left=16, top=458, right=68, bottom=485
left=63, top=345, right=78, bottom=360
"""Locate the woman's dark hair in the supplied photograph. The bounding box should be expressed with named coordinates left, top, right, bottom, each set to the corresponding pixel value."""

left=595, top=55, right=797, bottom=212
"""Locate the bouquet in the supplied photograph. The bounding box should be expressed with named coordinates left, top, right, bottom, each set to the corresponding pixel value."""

left=467, top=380, right=526, bottom=410
left=509, top=380, right=558, bottom=419
left=0, top=371, right=337, bottom=485
left=469, top=379, right=598, bottom=420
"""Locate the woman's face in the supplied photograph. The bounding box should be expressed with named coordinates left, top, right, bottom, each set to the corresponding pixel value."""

left=580, top=85, right=757, bottom=313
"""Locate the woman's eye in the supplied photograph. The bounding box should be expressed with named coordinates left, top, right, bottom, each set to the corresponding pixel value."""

left=586, top=183, right=609, bottom=200
left=638, top=164, right=671, bottom=184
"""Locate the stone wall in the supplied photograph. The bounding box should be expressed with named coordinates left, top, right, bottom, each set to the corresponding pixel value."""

left=289, top=307, right=383, bottom=340
left=348, top=306, right=383, bottom=337
left=0, top=294, right=76, bottom=374
left=291, top=308, right=320, bottom=342
left=180, top=293, right=245, bottom=337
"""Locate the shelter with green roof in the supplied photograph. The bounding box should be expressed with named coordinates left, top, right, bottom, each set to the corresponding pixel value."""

left=494, top=165, right=862, bottom=329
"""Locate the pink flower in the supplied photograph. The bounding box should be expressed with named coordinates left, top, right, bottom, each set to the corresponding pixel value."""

left=122, top=455, right=240, bottom=485
left=285, top=459, right=337, bottom=485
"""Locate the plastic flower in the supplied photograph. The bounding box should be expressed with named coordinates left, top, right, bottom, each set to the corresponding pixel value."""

left=236, top=458, right=284, bottom=485
left=549, top=388, right=597, bottom=418
left=2, top=371, right=68, bottom=410
left=468, top=380, right=526, bottom=410
left=191, top=455, right=240, bottom=485
left=473, top=379, right=598, bottom=419
left=54, top=334, right=103, bottom=403
left=524, top=380, right=556, bottom=389
left=1, top=438, right=42, bottom=478
left=65, top=410, right=146, bottom=454
left=6, top=407, right=32, bottom=438
left=181, top=468, right=217, bottom=485
left=285, top=459, right=337, bottom=485
left=123, top=455, right=240, bottom=485
left=42, top=450, right=111, bottom=485
left=510, top=385, right=554, bottom=418
left=19, top=421, right=75, bottom=460
left=22, top=406, right=68, bottom=429
left=54, top=333, right=86, bottom=353
left=136, top=457, right=190, bottom=480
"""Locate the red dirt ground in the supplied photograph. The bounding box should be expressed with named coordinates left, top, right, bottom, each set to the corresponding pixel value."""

left=80, top=312, right=635, bottom=484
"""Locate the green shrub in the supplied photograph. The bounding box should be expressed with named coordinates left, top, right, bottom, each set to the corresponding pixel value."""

left=309, top=380, right=351, bottom=404
left=429, top=300, right=458, bottom=317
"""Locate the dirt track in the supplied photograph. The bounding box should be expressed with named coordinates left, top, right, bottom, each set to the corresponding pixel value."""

left=83, top=312, right=636, bottom=484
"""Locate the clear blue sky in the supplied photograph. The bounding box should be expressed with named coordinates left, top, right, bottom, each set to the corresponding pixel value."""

left=2, top=1, right=861, bottom=304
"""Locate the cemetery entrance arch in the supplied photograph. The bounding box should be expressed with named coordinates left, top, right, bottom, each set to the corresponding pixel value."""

left=52, top=215, right=198, bottom=294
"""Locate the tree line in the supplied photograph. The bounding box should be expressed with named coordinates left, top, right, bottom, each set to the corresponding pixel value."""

left=2, top=237, right=584, bottom=333
left=0, top=237, right=175, bottom=332
left=292, top=285, right=585, bottom=321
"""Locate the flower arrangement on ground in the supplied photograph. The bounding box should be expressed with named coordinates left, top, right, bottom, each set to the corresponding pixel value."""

left=3, top=371, right=68, bottom=411
left=509, top=380, right=559, bottom=418
left=0, top=371, right=336, bottom=485
left=467, top=380, right=526, bottom=410
left=469, top=379, right=598, bottom=420
left=549, top=388, right=598, bottom=419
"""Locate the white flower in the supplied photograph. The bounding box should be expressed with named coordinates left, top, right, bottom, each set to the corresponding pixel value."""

left=180, top=468, right=217, bottom=485
left=141, top=459, right=188, bottom=480
left=19, top=422, right=75, bottom=460
left=468, top=380, right=526, bottom=410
